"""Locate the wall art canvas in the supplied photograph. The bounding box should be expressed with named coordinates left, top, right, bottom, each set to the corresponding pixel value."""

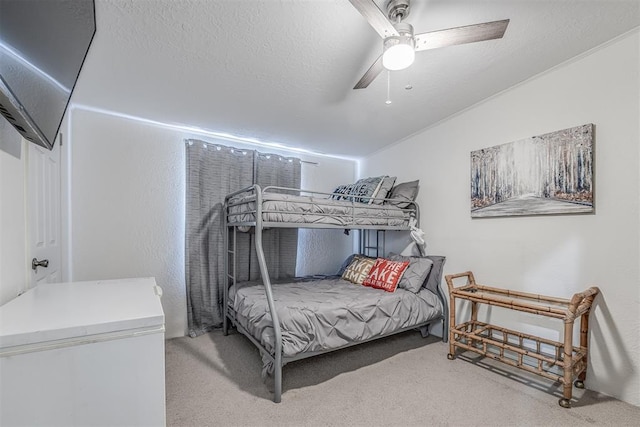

left=471, top=124, right=594, bottom=218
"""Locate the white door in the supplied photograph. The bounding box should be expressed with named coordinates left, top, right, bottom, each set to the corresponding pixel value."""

left=27, top=135, right=62, bottom=287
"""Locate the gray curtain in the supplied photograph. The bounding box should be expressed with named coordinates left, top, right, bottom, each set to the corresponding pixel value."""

left=247, top=152, right=301, bottom=280
left=185, top=140, right=301, bottom=337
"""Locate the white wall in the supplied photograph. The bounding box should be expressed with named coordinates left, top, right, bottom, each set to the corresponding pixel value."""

left=68, top=108, right=356, bottom=338
left=0, top=121, right=27, bottom=304
left=298, top=160, right=356, bottom=276
left=360, top=30, right=640, bottom=406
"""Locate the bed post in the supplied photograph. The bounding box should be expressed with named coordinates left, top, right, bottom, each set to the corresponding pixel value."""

left=428, top=255, right=448, bottom=344
left=223, top=202, right=229, bottom=336
left=253, top=185, right=284, bottom=403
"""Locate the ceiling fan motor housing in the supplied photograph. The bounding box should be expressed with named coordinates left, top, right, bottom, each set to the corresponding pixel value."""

left=386, top=0, right=411, bottom=22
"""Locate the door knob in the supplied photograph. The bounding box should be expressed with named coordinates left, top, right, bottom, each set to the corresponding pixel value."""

left=32, top=258, right=49, bottom=272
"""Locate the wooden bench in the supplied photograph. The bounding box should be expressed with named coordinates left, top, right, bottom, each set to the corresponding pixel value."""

left=445, top=271, right=599, bottom=408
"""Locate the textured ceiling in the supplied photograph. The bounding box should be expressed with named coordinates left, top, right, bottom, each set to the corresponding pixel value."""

left=72, top=0, right=640, bottom=158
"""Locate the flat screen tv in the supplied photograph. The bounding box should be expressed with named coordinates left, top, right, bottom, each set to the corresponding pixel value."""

left=0, top=0, right=95, bottom=150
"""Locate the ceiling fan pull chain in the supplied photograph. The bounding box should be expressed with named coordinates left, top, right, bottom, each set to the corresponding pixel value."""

left=385, top=71, right=392, bottom=105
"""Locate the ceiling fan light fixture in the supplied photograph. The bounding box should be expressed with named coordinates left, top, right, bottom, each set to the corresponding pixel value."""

left=382, top=22, right=415, bottom=71
left=382, top=39, right=415, bottom=70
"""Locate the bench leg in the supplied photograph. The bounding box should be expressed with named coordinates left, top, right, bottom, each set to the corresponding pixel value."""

left=575, top=311, right=591, bottom=388
left=559, top=320, right=574, bottom=408
left=448, top=296, right=456, bottom=359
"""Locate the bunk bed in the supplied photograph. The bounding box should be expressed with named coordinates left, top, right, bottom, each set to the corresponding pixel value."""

left=223, top=184, right=448, bottom=403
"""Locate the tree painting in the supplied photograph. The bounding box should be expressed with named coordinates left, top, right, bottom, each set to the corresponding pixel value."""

left=471, top=124, right=594, bottom=218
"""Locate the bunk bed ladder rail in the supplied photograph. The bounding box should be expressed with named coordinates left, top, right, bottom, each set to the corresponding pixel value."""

left=223, top=185, right=284, bottom=403
left=360, top=229, right=386, bottom=258
left=253, top=186, right=284, bottom=403
left=222, top=214, right=236, bottom=336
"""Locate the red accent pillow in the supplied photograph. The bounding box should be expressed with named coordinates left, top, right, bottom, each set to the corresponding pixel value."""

left=362, top=258, right=410, bottom=292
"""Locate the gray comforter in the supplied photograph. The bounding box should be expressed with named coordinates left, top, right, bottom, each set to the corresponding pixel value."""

left=229, top=277, right=443, bottom=358
left=227, top=193, right=411, bottom=227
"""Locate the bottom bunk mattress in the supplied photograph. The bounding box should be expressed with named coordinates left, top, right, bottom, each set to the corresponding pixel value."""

left=229, top=277, right=443, bottom=358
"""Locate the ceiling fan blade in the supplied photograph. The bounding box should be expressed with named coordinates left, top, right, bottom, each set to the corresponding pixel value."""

left=348, top=0, right=399, bottom=39
left=414, top=19, right=509, bottom=51
left=354, top=55, right=384, bottom=89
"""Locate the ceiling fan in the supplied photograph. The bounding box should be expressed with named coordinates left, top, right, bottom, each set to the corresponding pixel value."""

left=349, top=0, right=509, bottom=89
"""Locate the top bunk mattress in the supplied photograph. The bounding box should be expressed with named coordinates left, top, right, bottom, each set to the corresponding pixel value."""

left=227, top=192, right=413, bottom=228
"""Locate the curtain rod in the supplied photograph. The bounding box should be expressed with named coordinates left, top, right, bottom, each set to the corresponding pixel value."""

left=186, top=139, right=319, bottom=166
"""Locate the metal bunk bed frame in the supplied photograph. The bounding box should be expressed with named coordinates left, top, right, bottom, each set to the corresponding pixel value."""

left=222, top=184, right=448, bottom=403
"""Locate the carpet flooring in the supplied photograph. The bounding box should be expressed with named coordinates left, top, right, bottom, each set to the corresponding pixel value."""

left=165, top=329, right=639, bottom=426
